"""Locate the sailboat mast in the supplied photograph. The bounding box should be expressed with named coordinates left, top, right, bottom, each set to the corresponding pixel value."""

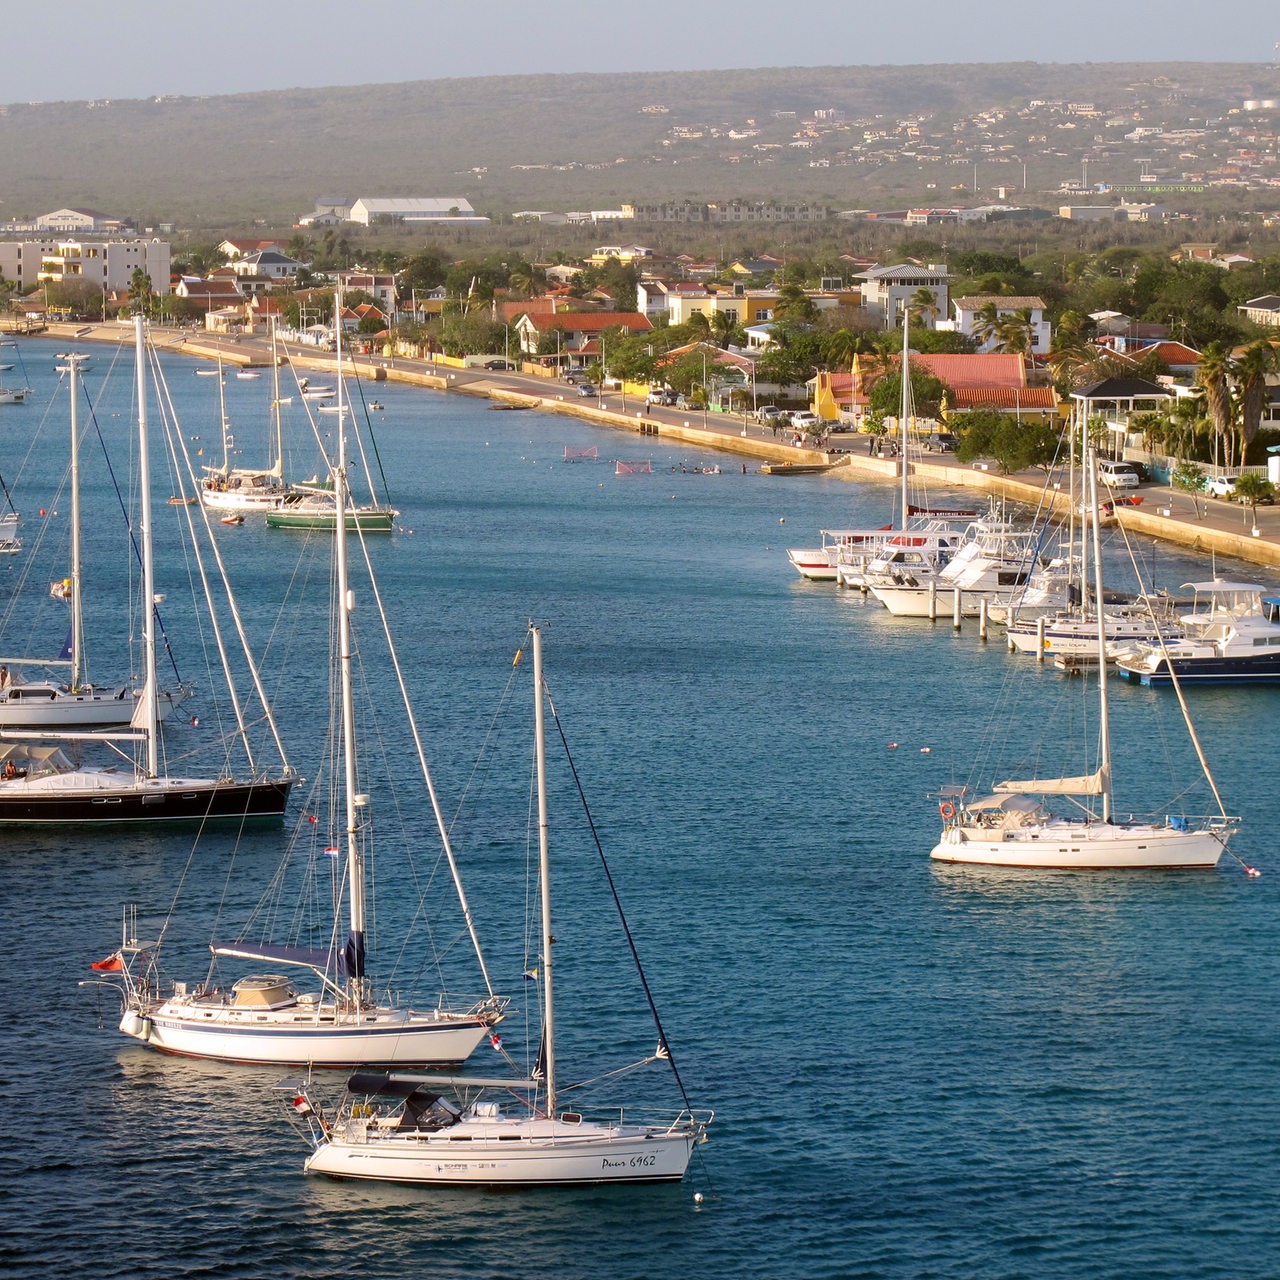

left=899, top=310, right=910, bottom=528
left=269, top=317, right=284, bottom=478
left=531, top=624, right=556, bottom=1113
left=1084, top=409, right=1113, bottom=822
left=133, top=316, right=160, bottom=778
left=333, top=297, right=367, bottom=997
left=66, top=353, right=86, bottom=691
left=217, top=353, right=230, bottom=475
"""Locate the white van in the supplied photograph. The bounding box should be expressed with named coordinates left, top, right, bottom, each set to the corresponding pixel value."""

left=1098, top=459, right=1140, bottom=489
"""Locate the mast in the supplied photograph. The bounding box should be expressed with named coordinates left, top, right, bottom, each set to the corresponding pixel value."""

left=63, top=352, right=88, bottom=691
left=217, top=352, right=230, bottom=475
left=133, top=316, right=159, bottom=778
left=269, top=317, right=284, bottom=479
left=1085, top=406, right=1113, bottom=822
left=899, top=310, right=910, bottom=530
left=532, top=623, right=556, bottom=1113
left=333, top=294, right=367, bottom=1004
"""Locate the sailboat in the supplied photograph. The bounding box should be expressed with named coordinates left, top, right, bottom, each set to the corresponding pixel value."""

left=0, top=318, right=296, bottom=824
left=199, top=325, right=294, bottom=513
left=267, top=307, right=397, bottom=532
left=88, top=369, right=504, bottom=1065
left=0, top=351, right=191, bottom=731
left=930, top=415, right=1241, bottom=870
left=284, top=624, right=712, bottom=1186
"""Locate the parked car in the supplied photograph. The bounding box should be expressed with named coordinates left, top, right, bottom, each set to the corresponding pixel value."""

left=1097, top=459, right=1140, bottom=489
left=577, top=383, right=597, bottom=398
left=563, top=371, right=583, bottom=384
left=1203, top=474, right=1239, bottom=499
left=646, top=388, right=676, bottom=406
left=790, top=411, right=821, bottom=432
left=923, top=432, right=957, bottom=453
left=756, top=405, right=783, bottom=423
left=482, top=358, right=512, bottom=370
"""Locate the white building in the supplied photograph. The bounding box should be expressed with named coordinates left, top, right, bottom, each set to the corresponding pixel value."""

left=32, top=239, right=171, bottom=296
left=946, top=295, right=1051, bottom=355
left=854, top=263, right=951, bottom=329
left=345, top=197, right=489, bottom=226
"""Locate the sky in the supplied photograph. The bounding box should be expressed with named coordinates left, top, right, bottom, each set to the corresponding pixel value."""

left=7, top=0, right=1279, bottom=104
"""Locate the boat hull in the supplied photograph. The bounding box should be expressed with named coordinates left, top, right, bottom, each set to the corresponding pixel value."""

left=0, top=685, right=189, bottom=729
left=305, top=1120, right=696, bottom=1187
left=0, top=774, right=295, bottom=825
left=128, top=1006, right=492, bottom=1068
left=1116, top=651, right=1280, bottom=686
left=266, top=510, right=395, bottom=532
left=930, top=822, right=1224, bottom=869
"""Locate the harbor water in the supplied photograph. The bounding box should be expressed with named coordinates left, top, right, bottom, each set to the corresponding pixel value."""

left=3, top=338, right=1280, bottom=1279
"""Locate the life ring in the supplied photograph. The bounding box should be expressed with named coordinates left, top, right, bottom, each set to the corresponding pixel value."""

left=939, top=800, right=956, bottom=820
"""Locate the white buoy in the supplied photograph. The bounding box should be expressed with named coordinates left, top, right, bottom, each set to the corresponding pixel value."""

left=693, top=1191, right=705, bottom=1204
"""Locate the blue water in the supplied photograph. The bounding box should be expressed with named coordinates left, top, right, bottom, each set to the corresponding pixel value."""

left=3, top=337, right=1280, bottom=1279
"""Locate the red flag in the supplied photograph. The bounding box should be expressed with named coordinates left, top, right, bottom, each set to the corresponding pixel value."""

left=90, top=954, right=124, bottom=972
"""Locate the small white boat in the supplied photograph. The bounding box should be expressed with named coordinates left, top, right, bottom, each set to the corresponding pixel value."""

left=236, top=370, right=261, bottom=379
left=219, top=513, right=245, bottom=526
left=194, top=368, right=222, bottom=377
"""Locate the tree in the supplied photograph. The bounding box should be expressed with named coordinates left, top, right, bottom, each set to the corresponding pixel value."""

left=994, top=307, right=1034, bottom=356
left=906, top=286, right=941, bottom=329
left=1232, top=472, right=1275, bottom=525
left=774, top=283, right=819, bottom=325
left=1194, top=342, right=1237, bottom=468
left=867, top=366, right=949, bottom=421
left=955, top=409, right=1061, bottom=474
left=971, top=300, right=1002, bottom=350
left=1234, top=339, right=1280, bottom=452
left=128, top=267, right=154, bottom=317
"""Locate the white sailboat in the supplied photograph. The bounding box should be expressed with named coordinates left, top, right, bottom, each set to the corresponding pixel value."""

left=0, top=350, right=191, bottom=730
left=285, top=624, right=712, bottom=1187
left=266, top=306, right=398, bottom=533
left=87, top=327, right=503, bottom=1064
left=200, top=325, right=294, bottom=513
left=0, top=318, right=296, bottom=824
left=931, top=422, right=1241, bottom=870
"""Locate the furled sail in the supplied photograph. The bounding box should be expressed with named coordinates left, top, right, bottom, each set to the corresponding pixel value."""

left=994, top=766, right=1108, bottom=796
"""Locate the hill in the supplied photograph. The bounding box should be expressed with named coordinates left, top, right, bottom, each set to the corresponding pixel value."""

left=1, top=62, right=1273, bottom=230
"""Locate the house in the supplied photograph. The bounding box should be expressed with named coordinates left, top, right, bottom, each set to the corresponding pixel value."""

left=854, top=263, right=950, bottom=329
left=227, top=250, right=305, bottom=283
left=813, top=352, right=1056, bottom=424
left=948, top=295, right=1051, bottom=355
left=512, top=310, right=652, bottom=366
left=585, top=244, right=654, bottom=265
left=219, top=238, right=292, bottom=261
left=1238, top=295, right=1280, bottom=327
left=334, top=270, right=397, bottom=312
left=174, top=276, right=245, bottom=316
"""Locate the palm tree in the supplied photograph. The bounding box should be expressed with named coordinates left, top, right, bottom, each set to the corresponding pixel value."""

left=1195, top=342, right=1237, bottom=469
left=994, top=307, right=1034, bottom=356
left=1233, top=339, right=1280, bottom=453
left=711, top=309, right=744, bottom=347
left=774, top=283, right=819, bottom=325
left=971, top=300, right=1002, bottom=351
left=906, top=286, right=941, bottom=330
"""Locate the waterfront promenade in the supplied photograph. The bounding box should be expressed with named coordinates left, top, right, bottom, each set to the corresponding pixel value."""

left=42, top=320, right=1280, bottom=573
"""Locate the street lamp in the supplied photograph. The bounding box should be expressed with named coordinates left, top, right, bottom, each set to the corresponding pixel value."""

left=701, top=347, right=708, bottom=428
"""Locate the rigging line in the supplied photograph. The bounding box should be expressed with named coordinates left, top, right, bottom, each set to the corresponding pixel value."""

left=541, top=682, right=698, bottom=1118
left=84, top=375, right=186, bottom=687
left=349, top=515, right=497, bottom=999
left=1109, top=507, right=1232, bottom=820
left=342, top=351, right=395, bottom=504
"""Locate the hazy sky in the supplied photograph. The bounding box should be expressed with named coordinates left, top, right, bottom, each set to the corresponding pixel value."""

left=7, top=0, right=1279, bottom=103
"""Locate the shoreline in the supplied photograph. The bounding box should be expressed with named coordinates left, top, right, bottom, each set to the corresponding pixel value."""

left=35, top=320, right=1280, bottom=574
